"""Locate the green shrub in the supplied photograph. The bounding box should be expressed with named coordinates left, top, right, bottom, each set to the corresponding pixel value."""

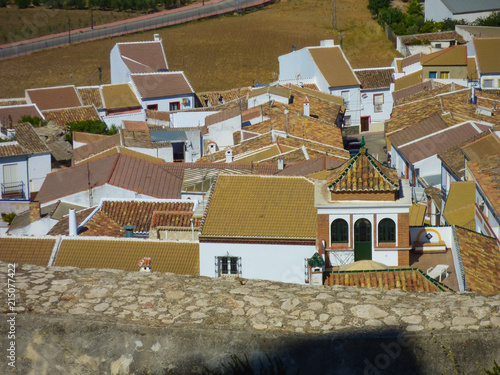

left=19, top=115, right=48, bottom=127
left=15, top=0, right=31, bottom=8
left=65, top=120, right=116, bottom=142
left=1, top=213, right=17, bottom=225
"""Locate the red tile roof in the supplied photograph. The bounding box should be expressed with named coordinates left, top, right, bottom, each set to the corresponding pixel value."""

left=42, top=105, right=101, bottom=127
left=0, top=122, right=50, bottom=157
left=131, top=73, right=193, bottom=99
left=26, top=86, right=83, bottom=111
left=324, top=269, right=453, bottom=292
left=150, top=210, right=200, bottom=228
left=388, top=114, right=448, bottom=148
left=354, top=68, right=394, bottom=89
left=73, top=133, right=121, bottom=164
left=0, top=105, right=43, bottom=127
left=468, top=154, right=500, bottom=219
left=123, top=120, right=149, bottom=131
left=398, top=122, right=491, bottom=164
left=327, top=149, right=399, bottom=192
left=47, top=207, right=97, bottom=236
left=118, top=41, right=168, bottom=73
left=455, top=226, right=500, bottom=295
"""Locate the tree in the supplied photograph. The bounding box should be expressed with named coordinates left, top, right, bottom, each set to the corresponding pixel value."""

left=367, top=0, right=390, bottom=16
left=407, top=0, right=423, bottom=17
left=15, top=0, right=31, bottom=9
left=0, top=0, right=8, bottom=7
left=19, top=115, right=48, bottom=127
left=475, top=11, right=500, bottom=27
left=65, top=120, right=115, bottom=142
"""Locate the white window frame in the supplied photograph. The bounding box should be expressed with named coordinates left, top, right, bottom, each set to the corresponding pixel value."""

left=373, top=94, right=384, bottom=113
left=215, top=256, right=241, bottom=277
left=483, top=79, right=494, bottom=89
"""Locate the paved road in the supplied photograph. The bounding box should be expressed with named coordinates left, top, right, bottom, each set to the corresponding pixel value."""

left=0, top=0, right=269, bottom=60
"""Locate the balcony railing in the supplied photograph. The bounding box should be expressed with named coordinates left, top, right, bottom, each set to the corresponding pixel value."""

left=1, top=181, right=24, bottom=199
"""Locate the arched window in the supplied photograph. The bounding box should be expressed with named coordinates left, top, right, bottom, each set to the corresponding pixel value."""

left=378, top=218, right=396, bottom=243
left=331, top=219, right=348, bottom=243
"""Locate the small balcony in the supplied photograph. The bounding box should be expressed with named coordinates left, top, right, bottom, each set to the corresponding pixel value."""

left=1, top=181, right=25, bottom=199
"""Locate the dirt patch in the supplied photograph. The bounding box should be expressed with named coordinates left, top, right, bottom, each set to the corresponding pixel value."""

left=0, top=0, right=399, bottom=98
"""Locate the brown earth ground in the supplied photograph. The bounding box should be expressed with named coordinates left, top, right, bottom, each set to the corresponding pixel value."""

left=0, top=0, right=401, bottom=98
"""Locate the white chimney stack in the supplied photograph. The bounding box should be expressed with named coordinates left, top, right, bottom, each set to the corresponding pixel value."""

left=68, top=208, right=77, bottom=236
left=225, top=147, right=233, bottom=163
left=303, top=96, right=310, bottom=117
left=278, top=157, right=285, bottom=170
left=154, top=34, right=161, bottom=42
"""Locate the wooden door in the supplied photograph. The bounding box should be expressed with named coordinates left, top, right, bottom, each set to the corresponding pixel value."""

left=354, top=219, right=372, bottom=261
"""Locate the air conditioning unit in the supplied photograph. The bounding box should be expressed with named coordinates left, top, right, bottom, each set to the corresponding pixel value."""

left=182, top=98, right=190, bottom=106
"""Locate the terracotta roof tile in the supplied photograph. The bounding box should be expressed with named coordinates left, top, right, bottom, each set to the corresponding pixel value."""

left=150, top=211, right=200, bottom=228
left=276, top=156, right=344, bottom=176
left=131, top=72, right=193, bottom=99
left=0, top=237, right=56, bottom=266
left=393, top=70, right=423, bottom=92
left=401, top=53, right=424, bottom=69
left=47, top=207, right=97, bottom=236
left=123, top=120, right=149, bottom=131
left=0, top=105, right=43, bottom=128
left=455, top=226, right=500, bottom=295
left=398, top=122, right=490, bottom=164
left=197, top=88, right=250, bottom=108
left=26, top=86, right=83, bottom=111
left=73, top=132, right=110, bottom=144
left=42, top=105, right=101, bottom=127
left=0, top=122, right=50, bottom=157
left=388, top=114, right=448, bottom=148
left=77, top=87, right=104, bottom=109
left=309, top=47, right=359, bottom=88
left=54, top=239, right=199, bottom=276
left=0, top=98, right=27, bottom=106
left=201, top=175, right=316, bottom=240
left=73, top=133, right=121, bottom=164
left=117, top=41, right=168, bottom=73
left=327, top=149, right=399, bottom=192
left=400, top=31, right=466, bottom=45
left=461, top=132, right=500, bottom=162
left=146, top=110, right=170, bottom=122
left=468, top=154, right=500, bottom=218
left=324, top=269, right=453, bottom=292
left=354, top=68, right=394, bottom=89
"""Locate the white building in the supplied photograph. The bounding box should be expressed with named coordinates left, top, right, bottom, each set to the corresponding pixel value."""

left=425, top=0, right=500, bottom=22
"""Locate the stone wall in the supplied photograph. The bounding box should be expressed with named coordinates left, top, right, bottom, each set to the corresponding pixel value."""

left=1, top=262, right=499, bottom=374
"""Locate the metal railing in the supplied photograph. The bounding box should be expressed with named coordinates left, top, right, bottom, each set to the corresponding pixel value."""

left=1, top=181, right=25, bottom=199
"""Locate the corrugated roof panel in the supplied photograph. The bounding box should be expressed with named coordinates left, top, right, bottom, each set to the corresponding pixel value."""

left=150, top=130, right=187, bottom=142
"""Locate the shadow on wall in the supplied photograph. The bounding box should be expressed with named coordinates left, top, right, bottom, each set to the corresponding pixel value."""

left=10, top=315, right=500, bottom=374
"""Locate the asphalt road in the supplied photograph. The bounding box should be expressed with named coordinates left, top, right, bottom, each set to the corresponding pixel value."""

left=0, top=0, right=268, bottom=60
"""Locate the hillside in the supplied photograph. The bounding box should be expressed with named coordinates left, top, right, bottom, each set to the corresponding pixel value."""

left=0, top=0, right=399, bottom=98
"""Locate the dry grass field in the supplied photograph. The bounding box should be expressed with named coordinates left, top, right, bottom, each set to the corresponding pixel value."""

left=0, top=7, right=150, bottom=44
left=0, top=0, right=400, bottom=98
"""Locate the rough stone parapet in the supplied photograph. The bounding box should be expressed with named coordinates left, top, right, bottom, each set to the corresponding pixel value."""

left=1, top=262, right=499, bottom=334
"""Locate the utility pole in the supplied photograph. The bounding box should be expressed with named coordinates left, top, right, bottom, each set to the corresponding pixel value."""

left=90, top=4, right=94, bottom=30
left=332, top=0, right=336, bottom=30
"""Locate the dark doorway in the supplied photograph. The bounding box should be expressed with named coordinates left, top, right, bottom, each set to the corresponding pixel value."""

left=354, top=218, right=372, bottom=261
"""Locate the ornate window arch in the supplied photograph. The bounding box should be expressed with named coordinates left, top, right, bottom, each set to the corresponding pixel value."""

left=378, top=218, right=396, bottom=243
left=331, top=219, right=348, bottom=243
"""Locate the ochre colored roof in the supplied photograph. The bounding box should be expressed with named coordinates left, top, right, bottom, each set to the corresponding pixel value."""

left=42, top=105, right=101, bottom=127
left=354, top=68, right=393, bottom=89
left=421, top=46, right=467, bottom=66
left=201, top=175, right=316, bottom=240
left=54, top=239, right=199, bottom=276
left=0, top=98, right=27, bottom=106
left=196, top=87, right=251, bottom=108
left=455, top=226, right=500, bottom=295
left=308, top=47, right=359, bottom=88
left=409, top=203, right=427, bottom=227
left=461, top=132, right=500, bottom=162
left=77, top=87, right=104, bottom=109
left=131, top=73, right=193, bottom=99
left=327, top=149, right=399, bottom=192
left=474, top=38, right=500, bottom=74
left=101, top=83, right=141, bottom=110
left=26, top=86, right=83, bottom=111
left=150, top=211, right=201, bottom=228
left=443, top=181, right=476, bottom=230
left=324, top=269, right=453, bottom=292
left=73, top=132, right=110, bottom=144
left=118, top=41, right=168, bottom=73
left=467, top=57, right=479, bottom=80
left=0, top=237, right=56, bottom=266
left=394, top=70, right=423, bottom=92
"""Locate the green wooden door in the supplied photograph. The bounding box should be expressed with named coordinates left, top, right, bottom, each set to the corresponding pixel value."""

left=354, top=219, right=372, bottom=261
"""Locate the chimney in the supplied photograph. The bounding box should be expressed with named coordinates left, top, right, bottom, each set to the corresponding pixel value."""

left=154, top=34, right=161, bottom=42
left=301, top=145, right=310, bottom=160
left=225, top=147, right=233, bottom=163
left=124, top=225, right=136, bottom=238
left=303, top=96, right=310, bottom=117
left=138, top=257, right=151, bottom=272
left=451, top=82, right=455, bottom=92
left=29, top=201, right=41, bottom=223
left=68, top=208, right=77, bottom=236
left=277, top=156, right=285, bottom=170
left=471, top=86, right=477, bottom=104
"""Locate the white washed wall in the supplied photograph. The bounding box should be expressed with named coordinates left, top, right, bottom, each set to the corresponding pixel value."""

left=207, top=115, right=242, bottom=148
left=199, top=242, right=317, bottom=285
left=170, top=111, right=218, bottom=128
left=110, top=45, right=131, bottom=85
